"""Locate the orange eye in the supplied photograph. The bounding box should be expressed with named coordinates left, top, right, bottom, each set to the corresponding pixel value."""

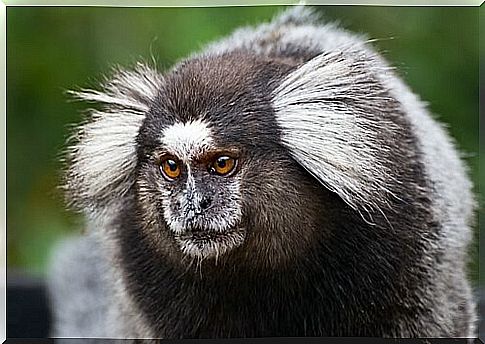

left=211, top=156, right=237, bottom=176
left=160, top=157, right=181, bottom=180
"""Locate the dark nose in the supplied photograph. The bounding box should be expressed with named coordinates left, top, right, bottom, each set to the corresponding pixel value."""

left=185, top=196, right=212, bottom=216
left=199, top=196, right=212, bottom=210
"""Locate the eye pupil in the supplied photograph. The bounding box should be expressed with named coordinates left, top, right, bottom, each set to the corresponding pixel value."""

left=168, top=160, right=177, bottom=171
left=217, top=158, right=227, bottom=168
left=160, top=157, right=181, bottom=180
left=212, top=156, right=237, bottom=176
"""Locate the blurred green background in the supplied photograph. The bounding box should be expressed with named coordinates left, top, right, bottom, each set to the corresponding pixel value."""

left=7, top=6, right=480, bottom=283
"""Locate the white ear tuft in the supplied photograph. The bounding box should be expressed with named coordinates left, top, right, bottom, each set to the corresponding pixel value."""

left=272, top=49, right=399, bottom=218
left=64, top=63, right=163, bottom=214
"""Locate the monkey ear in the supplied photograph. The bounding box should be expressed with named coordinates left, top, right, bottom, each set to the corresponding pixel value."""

left=272, top=49, right=399, bottom=219
left=64, top=62, right=163, bottom=215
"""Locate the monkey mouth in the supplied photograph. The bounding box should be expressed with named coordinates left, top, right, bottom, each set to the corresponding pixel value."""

left=174, top=226, right=246, bottom=259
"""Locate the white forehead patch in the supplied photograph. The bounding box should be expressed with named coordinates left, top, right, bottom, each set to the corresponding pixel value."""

left=161, top=119, right=214, bottom=161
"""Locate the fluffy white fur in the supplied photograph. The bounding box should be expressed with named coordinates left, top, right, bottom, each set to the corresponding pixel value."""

left=65, top=63, right=163, bottom=215
left=272, top=49, right=398, bottom=216
left=160, top=119, right=214, bottom=162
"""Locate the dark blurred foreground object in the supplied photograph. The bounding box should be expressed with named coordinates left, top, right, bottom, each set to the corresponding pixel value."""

left=5, top=270, right=485, bottom=339
left=7, top=270, right=51, bottom=338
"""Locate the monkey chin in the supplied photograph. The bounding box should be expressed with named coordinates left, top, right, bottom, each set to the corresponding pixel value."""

left=175, top=226, right=246, bottom=260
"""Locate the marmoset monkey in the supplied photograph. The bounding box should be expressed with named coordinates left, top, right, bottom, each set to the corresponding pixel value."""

left=48, top=6, right=476, bottom=338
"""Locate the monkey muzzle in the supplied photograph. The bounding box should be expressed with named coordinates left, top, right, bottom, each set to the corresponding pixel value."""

left=172, top=201, right=245, bottom=259
left=169, top=180, right=245, bottom=259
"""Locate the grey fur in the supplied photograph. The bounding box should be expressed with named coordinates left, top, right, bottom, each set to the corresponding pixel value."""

left=48, top=6, right=476, bottom=339
left=47, top=234, right=114, bottom=338
left=48, top=231, right=154, bottom=339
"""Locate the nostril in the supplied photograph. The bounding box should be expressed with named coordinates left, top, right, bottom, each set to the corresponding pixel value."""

left=200, top=197, right=212, bottom=210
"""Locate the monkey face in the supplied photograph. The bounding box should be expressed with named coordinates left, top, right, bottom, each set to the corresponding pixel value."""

left=137, top=118, right=246, bottom=260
